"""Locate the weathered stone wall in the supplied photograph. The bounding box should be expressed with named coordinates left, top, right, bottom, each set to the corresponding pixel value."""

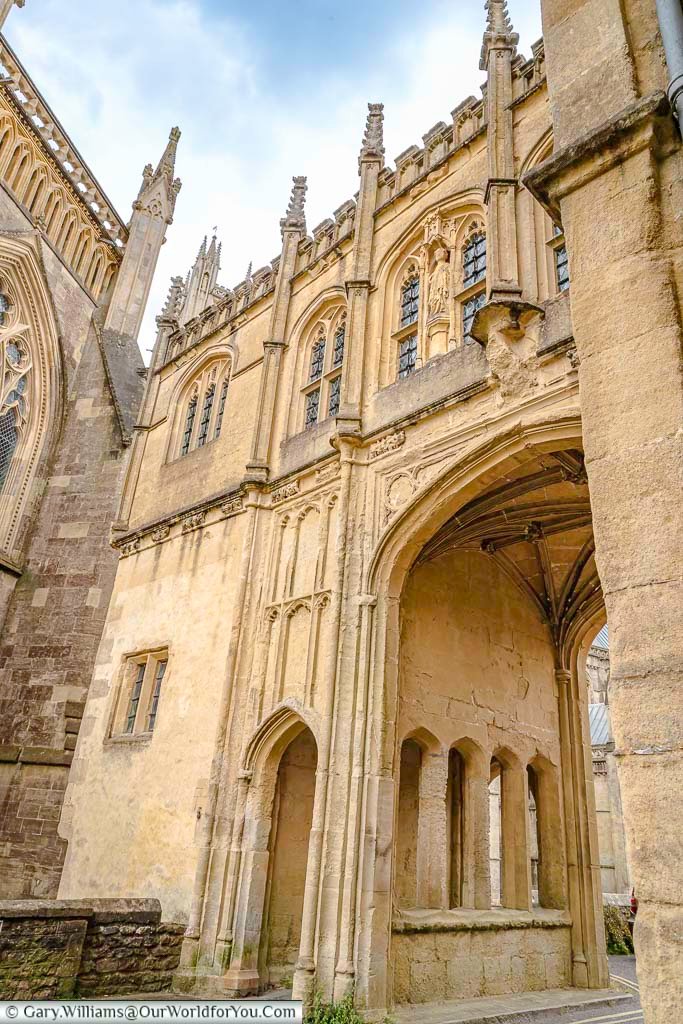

left=0, top=907, right=86, bottom=999
left=0, top=318, right=131, bottom=898
left=78, top=920, right=185, bottom=997
left=0, top=901, right=183, bottom=999
left=392, top=918, right=572, bottom=1003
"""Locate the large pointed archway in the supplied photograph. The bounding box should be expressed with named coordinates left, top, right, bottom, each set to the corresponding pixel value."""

left=353, top=424, right=609, bottom=1010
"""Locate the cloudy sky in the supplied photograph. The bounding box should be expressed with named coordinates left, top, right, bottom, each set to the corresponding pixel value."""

left=5, top=0, right=542, bottom=357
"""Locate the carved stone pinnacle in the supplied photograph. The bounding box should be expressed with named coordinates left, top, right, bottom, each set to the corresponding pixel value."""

left=281, top=176, right=308, bottom=233
left=360, top=102, right=385, bottom=166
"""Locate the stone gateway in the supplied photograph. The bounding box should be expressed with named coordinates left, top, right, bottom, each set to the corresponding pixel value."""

left=0, top=0, right=680, bottom=1020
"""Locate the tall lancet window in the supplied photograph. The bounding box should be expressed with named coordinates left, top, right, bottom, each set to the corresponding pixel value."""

left=462, top=232, right=487, bottom=288
left=197, top=383, right=215, bottom=447
left=214, top=379, right=229, bottom=439
left=300, top=310, right=347, bottom=430
left=175, top=358, right=232, bottom=459
left=0, top=294, right=31, bottom=493
left=400, top=274, right=419, bottom=328
left=458, top=224, right=487, bottom=343
left=180, top=394, right=197, bottom=456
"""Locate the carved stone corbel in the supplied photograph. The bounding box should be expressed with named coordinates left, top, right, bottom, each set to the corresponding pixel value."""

left=471, top=298, right=545, bottom=401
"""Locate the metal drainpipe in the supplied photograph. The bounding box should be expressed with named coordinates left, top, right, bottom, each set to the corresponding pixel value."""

left=656, top=0, right=683, bottom=128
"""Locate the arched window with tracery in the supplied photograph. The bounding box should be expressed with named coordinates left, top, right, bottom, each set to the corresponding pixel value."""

left=175, top=357, right=231, bottom=459
left=0, top=292, right=31, bottom=493
left=400, top=273, right=419, bottom=328
left=459, top=226, right=487, bottom=342
left=394, top=263, right=421, bottom=380
left=300, top=309, right=346, bottom=430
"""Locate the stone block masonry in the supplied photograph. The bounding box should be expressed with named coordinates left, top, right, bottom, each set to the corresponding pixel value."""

left=0, top=900, right=184, bottom=999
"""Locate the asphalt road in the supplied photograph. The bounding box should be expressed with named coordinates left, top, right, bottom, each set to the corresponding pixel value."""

left=512, top=957, right=641, bottom=1024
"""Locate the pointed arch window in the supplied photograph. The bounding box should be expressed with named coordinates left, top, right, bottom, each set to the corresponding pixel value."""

left=309, top=334, right=326, bottom=382
left=0, top=295, right=31, bottom=494
left=176, top=357, right=231, bottom=459
left=332, top=320, right=345, bottom=368
left=196, top=383, right=215, bottom=447
left=180, top=394, right=197, bottom=456
left=462, top=232, right=487, bottom=288
left=214, top=378, right=229, bottom=439
left=400, top=274, right=420, bottom=328
left=456, top=225, right=487, bottom=343
left=300, top=309, right=346, bottom=431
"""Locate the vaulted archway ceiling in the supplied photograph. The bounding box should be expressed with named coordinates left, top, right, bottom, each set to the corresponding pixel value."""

left=418, top=450, right=602, bottom=651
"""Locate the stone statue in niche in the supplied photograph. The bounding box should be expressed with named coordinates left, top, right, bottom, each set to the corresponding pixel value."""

left=427, top=247, right=450, bottom=319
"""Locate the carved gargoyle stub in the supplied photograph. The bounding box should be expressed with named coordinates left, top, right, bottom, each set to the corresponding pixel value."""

left=470, top=298, right=545, bottom=402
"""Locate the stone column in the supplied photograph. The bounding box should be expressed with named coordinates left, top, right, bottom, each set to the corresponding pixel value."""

left=481, top=0, right=522, bottom=301
left=463, top=760, right=491, bottom=910
left=524, top=3, right=683, bottom=1013
left=500, top=763, right=532, bottom=911
left=554, top=669, right=608, bottom=988
left=246, top=178, right=307, bottom=481
left=116, top=276, right=184, bottom=529
left=416, top=748, right=449, bottom=909
left=337, top=104, right=384, bottom=436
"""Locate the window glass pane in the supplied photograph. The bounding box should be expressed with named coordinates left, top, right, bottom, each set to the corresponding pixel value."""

left=328, top=375, right=341, bottom=417
left=332, top=323, right=345, bottom=367
left=197, top=384, right=215, bottom=447
left=180, top=397, right=197, bottom=456
left=398, top=333, right=418, bottom=379
left=309, top=338, right=325, bottom=381
left=555, top=245, right=569, bottom=292
left=0, top=409, right=17, bottom=493
left=214, top=379, right=229, bottom=439
left=463, top=232, right=487, bottom=288
left=147, top=659, right=167, bottom=732
left=125, top=663, right=146, bottom=734
left=0, top=293, right=11, bottom=326
left=462, top=290, right=486, bottom=340
left=400, top=276, right=419, bottom=328
left=305, top=387, right=320, bottom=428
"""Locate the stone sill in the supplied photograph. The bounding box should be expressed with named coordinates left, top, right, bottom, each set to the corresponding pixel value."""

left=103, top=732, right=153, bottom=749
left=0, top=898, right=163, bottom=924
left=392, top=907, right=571, bottom=934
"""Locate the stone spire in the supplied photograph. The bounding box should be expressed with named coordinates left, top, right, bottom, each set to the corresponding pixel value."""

left=104, top=127, right=182, bottom=342
left=157, top=275, right=185, bottom=325
left=359, top=103, right=385, bottom=167
left=480, top=0, right=518, bottom=69
left=141, top=126, right=182, bottom=219
left=179, top=231, right=222, bottom=325
left=0, top=0, right=25, bottom=31
left=280, top=176, right=308, bottom=234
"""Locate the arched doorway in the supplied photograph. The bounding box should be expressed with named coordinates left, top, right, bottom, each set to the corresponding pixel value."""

left=222, top=714, right=319, bottom=997
left=260, top=727, right=318, bottom=989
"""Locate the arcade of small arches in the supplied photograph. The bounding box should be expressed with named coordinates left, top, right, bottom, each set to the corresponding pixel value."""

left=0, top=112, right=120, bottom=300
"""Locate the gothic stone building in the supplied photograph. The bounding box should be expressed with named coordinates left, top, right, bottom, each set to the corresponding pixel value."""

left=3, top=0, right=682, bottom=1019
left=0, top=4, right=180, bottom=897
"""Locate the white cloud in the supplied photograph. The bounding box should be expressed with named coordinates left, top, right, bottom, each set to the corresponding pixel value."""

left=6, top=0, right=542, bottom=356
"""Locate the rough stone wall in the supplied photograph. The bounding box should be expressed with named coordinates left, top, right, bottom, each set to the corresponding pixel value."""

left=78, top=921, right=185, bottom=996
left=0, top=322, right=130, bottom=898
left=0, top=901, right=184, bottom=999
left=392, top=921, right=572, bottom=1004
left=0, top=913, right=86, bottom=999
